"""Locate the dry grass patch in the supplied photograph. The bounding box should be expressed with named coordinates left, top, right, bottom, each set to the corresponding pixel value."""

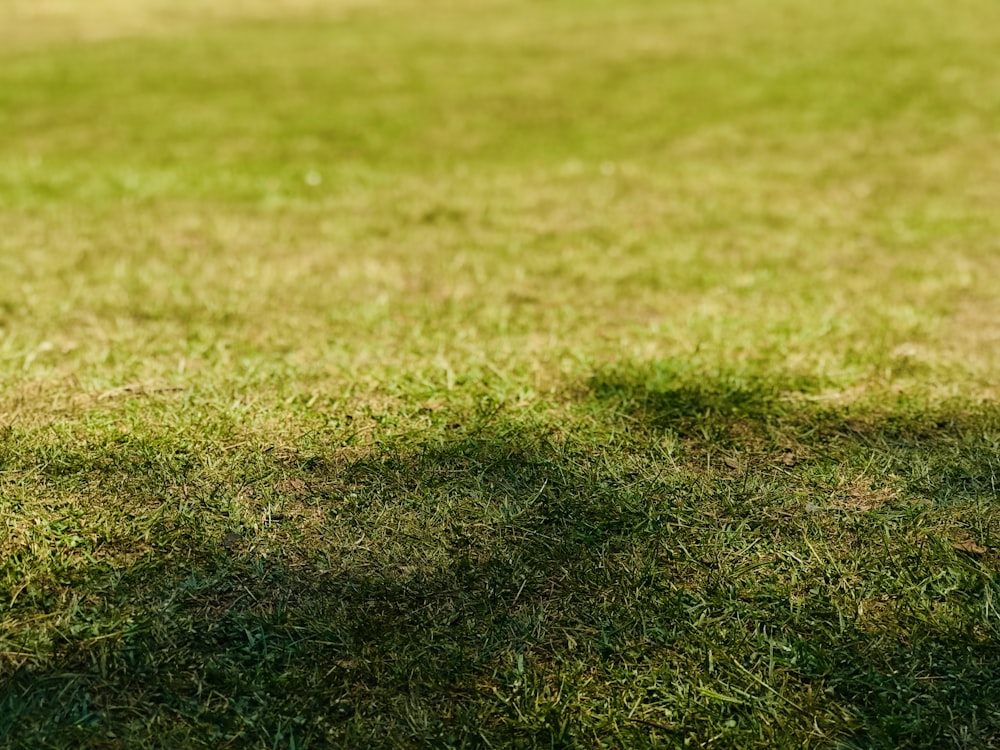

left=0, top=0, right=385, bottom=50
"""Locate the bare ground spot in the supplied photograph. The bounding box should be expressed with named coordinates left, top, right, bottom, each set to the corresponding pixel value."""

left=829, top=479, right=900, bottom=513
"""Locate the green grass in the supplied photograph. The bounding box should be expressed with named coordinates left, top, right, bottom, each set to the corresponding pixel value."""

left=2, top=0, right=1000, bottom=746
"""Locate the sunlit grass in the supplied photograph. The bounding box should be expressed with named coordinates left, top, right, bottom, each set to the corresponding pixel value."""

left=2, top=0, right=999, bottom=747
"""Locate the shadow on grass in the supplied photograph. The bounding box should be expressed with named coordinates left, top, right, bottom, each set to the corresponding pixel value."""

left=1, top=363, right=998, bottom=748
left=589, top=362, right=1000, bottom=749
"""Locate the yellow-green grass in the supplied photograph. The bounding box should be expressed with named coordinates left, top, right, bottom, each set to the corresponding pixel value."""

left=2, top=0, right=999, bottom=747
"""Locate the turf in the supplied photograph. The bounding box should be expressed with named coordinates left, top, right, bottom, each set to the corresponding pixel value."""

left=1, top=0, right=1000, bottom=747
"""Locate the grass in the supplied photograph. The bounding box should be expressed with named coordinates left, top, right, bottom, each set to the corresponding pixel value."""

left=1, top=0, right=1000, bottom=746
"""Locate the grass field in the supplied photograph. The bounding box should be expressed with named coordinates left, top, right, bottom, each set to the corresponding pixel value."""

left=2, top=0, right=1000, bottom=746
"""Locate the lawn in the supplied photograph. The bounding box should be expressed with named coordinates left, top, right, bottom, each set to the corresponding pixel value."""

left=1, top=0, right=1000, bottom=746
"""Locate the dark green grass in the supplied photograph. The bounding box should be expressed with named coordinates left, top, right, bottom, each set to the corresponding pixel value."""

left=2, top=366, right=999, bottom=747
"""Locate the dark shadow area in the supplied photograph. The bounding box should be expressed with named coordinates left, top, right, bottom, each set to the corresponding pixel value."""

left=589, top=362, right=1000, bottom=502
left=588, top=363, right=1000, bottom=749
left=1, top=365, right=999, bottom=748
